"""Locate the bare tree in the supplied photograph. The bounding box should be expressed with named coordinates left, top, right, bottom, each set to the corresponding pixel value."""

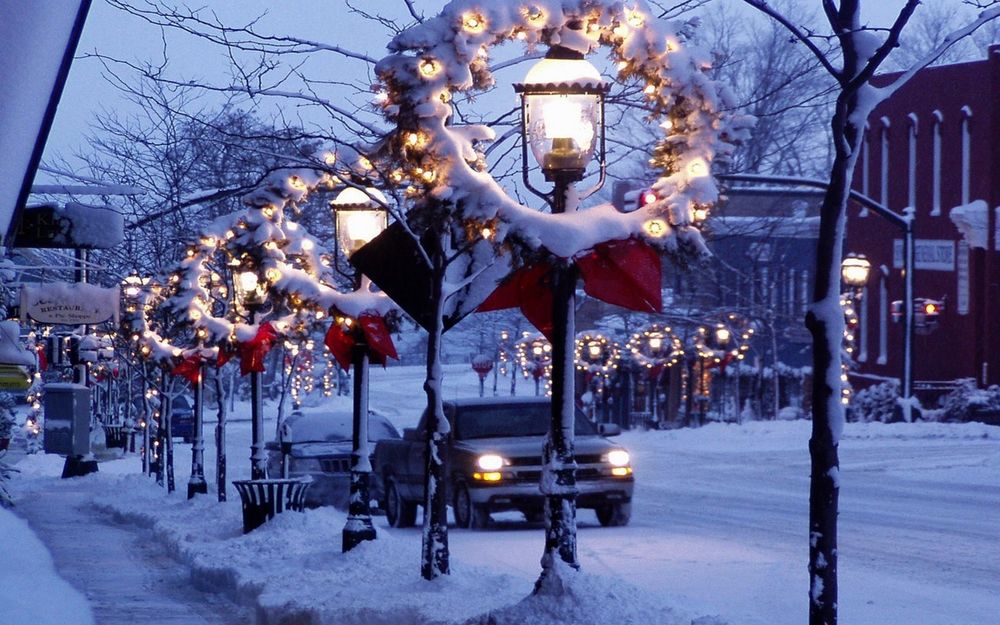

left=742, top=2, right=1000, bottom=624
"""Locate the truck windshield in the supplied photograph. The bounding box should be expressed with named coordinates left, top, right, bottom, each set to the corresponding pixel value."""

left=453, top=404, right=597, bottom=440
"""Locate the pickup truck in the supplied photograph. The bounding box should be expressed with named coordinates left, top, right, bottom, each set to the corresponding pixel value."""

left=372, top=397, right=634, bottom=530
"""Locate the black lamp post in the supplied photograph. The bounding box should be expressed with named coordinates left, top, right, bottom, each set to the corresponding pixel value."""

left=330, top=183, right=388, bottom=552
left=235, top=266, right=268, bottom=480
left=514, top=44, right=608, bottom=574
left=187, top=353, right=208, bottom=498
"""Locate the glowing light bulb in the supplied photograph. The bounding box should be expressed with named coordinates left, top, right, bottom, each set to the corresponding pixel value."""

left=419, top=58, right=439, bottom=77
left=643, top=219, right=668, bottom=238
left=687, top=158, right=709, bottom=178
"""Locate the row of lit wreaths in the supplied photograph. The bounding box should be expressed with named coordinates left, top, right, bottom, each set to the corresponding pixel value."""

left=493, top=316, right=755, bottom=387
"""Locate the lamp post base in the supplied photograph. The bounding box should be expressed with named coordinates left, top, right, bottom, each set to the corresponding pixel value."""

left=342, top=467, right=377, bottom=552
left=342, top=517, right=377, bottom=552
left=187, top=478, right=208, bottom=499
left=62, top=455, right=98, bottom=479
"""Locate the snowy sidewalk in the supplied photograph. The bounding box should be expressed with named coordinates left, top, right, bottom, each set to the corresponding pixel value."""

left=12, top=483, right=251, bottom=625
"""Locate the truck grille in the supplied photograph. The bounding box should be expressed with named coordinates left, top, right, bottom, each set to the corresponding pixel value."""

left=320, top=458, right=351, bottom=473
left=513, top=467, right=603, bottom=483
left=507, top=453, right=603, bottom=466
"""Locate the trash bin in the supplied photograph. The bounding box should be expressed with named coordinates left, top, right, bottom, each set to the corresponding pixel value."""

left=232, top=477, right=313, bottom=533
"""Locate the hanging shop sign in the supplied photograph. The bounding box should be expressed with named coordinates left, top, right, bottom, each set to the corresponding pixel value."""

left=20, top=281, right=119, bottom=325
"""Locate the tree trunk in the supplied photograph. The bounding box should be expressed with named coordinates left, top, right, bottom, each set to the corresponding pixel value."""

left=214, top=370, right=228, bottom=502
left=421, top=248, right=449, bottom=580
left=807, top=88, right=864, bottom=625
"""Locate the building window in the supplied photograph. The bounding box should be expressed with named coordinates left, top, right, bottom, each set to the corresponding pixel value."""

left=800, top=270, right=809, bottom=314
left=860, top=127, right=870, bottom=217
left=786, top=269, right=795, bottom=317
left=880, top=116, right=891, bottom=207
left=878, top=268, right=888, bottom=365
left=907, top=113, right=918, bottom=211
left=961, top=106, right=972, bottom=205
left=858, top=286, right=869, bottom=362
left=931, top=110, right=943, bottom=216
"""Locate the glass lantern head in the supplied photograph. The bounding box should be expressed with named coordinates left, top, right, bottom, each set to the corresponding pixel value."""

left=648, top=332, right=663, bottom=353
left=587, top=341, right=602, bottom=360
left=514, top=46, right=608, bottom=182
left=330, top=186, right=389, bottom=258
left=841, top=254, right=871, bottom=288
left=714, top=325, right=732, bottom=346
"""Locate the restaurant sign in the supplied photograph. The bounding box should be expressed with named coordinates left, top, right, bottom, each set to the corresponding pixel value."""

left=20, top=282, right=119, bottom=325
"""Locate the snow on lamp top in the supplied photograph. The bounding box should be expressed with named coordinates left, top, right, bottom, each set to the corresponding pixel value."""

left=515, top=47, right=608, bottom=178
left=330, top=186, right=389, bottom=258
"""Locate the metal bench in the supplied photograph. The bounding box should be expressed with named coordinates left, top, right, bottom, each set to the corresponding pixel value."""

left=232, top=477, right=313, bottom=534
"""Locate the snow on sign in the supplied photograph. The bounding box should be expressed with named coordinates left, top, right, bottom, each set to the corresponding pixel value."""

left=11, top=202, right=124, bottom=249
left=0, top=1, right=92, bottom=243
left=893, top=238, right=955, bottom=271
left=20, top=282, right=119, bottom=325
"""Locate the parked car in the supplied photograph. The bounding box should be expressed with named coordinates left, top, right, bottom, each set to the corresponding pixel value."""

left=265, top=411, right=401, bottom=509
left=373, top=397, right=634, bottom=530
left=169, top=396, right=194, bottom=443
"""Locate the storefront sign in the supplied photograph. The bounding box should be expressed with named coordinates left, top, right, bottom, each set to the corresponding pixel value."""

left=893, top=239, right=955, bottom=271
left=20, top=282, right=119, bottom=325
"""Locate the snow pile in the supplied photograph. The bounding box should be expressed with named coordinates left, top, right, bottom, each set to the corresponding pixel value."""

left=463, top=564, right=720, bottom=625
left=0, top=506, right=95, bottom=625
left=843, top=420, right=1000, bottom=441
left=32, top=468, right=713, bottom=625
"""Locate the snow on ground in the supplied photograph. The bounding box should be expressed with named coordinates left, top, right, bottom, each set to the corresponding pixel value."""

left=7, top=364, right=1000, bottom=625
left=0, top=503, right=95, bottom=625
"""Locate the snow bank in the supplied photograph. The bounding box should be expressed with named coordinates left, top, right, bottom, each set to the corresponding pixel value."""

left=0, top=506, right=95, bottom=625
left=61, top=469, right=717, bottom=625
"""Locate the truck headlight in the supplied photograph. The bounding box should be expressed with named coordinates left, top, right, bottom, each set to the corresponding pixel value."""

left=604, top=450, right=630, bottom=467
left=476, top=454, right=505, bottom=471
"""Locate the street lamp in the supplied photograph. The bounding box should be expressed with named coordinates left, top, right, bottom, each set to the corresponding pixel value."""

left=513, top=44, right=608, bottom=571
left=233, top=264, right=268, bottom=480
left=841, top=254, right=871, bottom=291
left=331, top=185, right=388, bottom=283
left=329, top=182, right=389, bottom=552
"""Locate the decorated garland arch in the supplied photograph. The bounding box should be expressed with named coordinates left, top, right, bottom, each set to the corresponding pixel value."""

left=374, top=0, right=753, bottom=258
left=160, top=168, right=398, bottom=372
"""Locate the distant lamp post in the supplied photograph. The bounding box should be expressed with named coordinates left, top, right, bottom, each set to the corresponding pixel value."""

left=514, top=44, right=608, bottom=573
left=841, top=254, right=871, bottom=292
left=714, top=325, right=732, bottom=347
left=330, top=182, right=389, bottom=552
left=648, top=332, right=664, bottom=354
left=233, top=265, right=268, bottom=480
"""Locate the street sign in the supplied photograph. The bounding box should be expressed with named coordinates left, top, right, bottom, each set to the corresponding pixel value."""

left=20, top=282, right=120, bottom=325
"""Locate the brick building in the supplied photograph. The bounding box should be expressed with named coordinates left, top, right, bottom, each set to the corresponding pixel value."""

left=848, top=47, right=1000, bottom=395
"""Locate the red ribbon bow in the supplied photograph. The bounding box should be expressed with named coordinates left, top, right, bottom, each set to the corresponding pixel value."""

left=479, top=238, right=662, bottom=341
left=171, top=353, right=204, bottom=385
left=237, top=322, right=279, bottom=375
left=324, top=313, right=399, bottom=371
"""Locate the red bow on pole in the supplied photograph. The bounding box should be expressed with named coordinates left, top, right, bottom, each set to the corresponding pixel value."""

left=216, top=343, right=236, bottom=368
left=171, top=353, right=203, bottom=385
left=479, top=238, right=662, bottom=341
left=238, top=322, right=278, bottom=375
left=324, top=314, right=399, bottom=371
left=36, top=344, right=47, bottom=371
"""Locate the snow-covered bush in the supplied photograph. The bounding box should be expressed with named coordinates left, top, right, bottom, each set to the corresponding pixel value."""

left=939, top=379, right=1000, bottom=422
left=848, top=381, right=900, bottom=423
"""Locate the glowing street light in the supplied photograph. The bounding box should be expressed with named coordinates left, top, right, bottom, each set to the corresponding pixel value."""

left=329, top=182, right=390, bottom=552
